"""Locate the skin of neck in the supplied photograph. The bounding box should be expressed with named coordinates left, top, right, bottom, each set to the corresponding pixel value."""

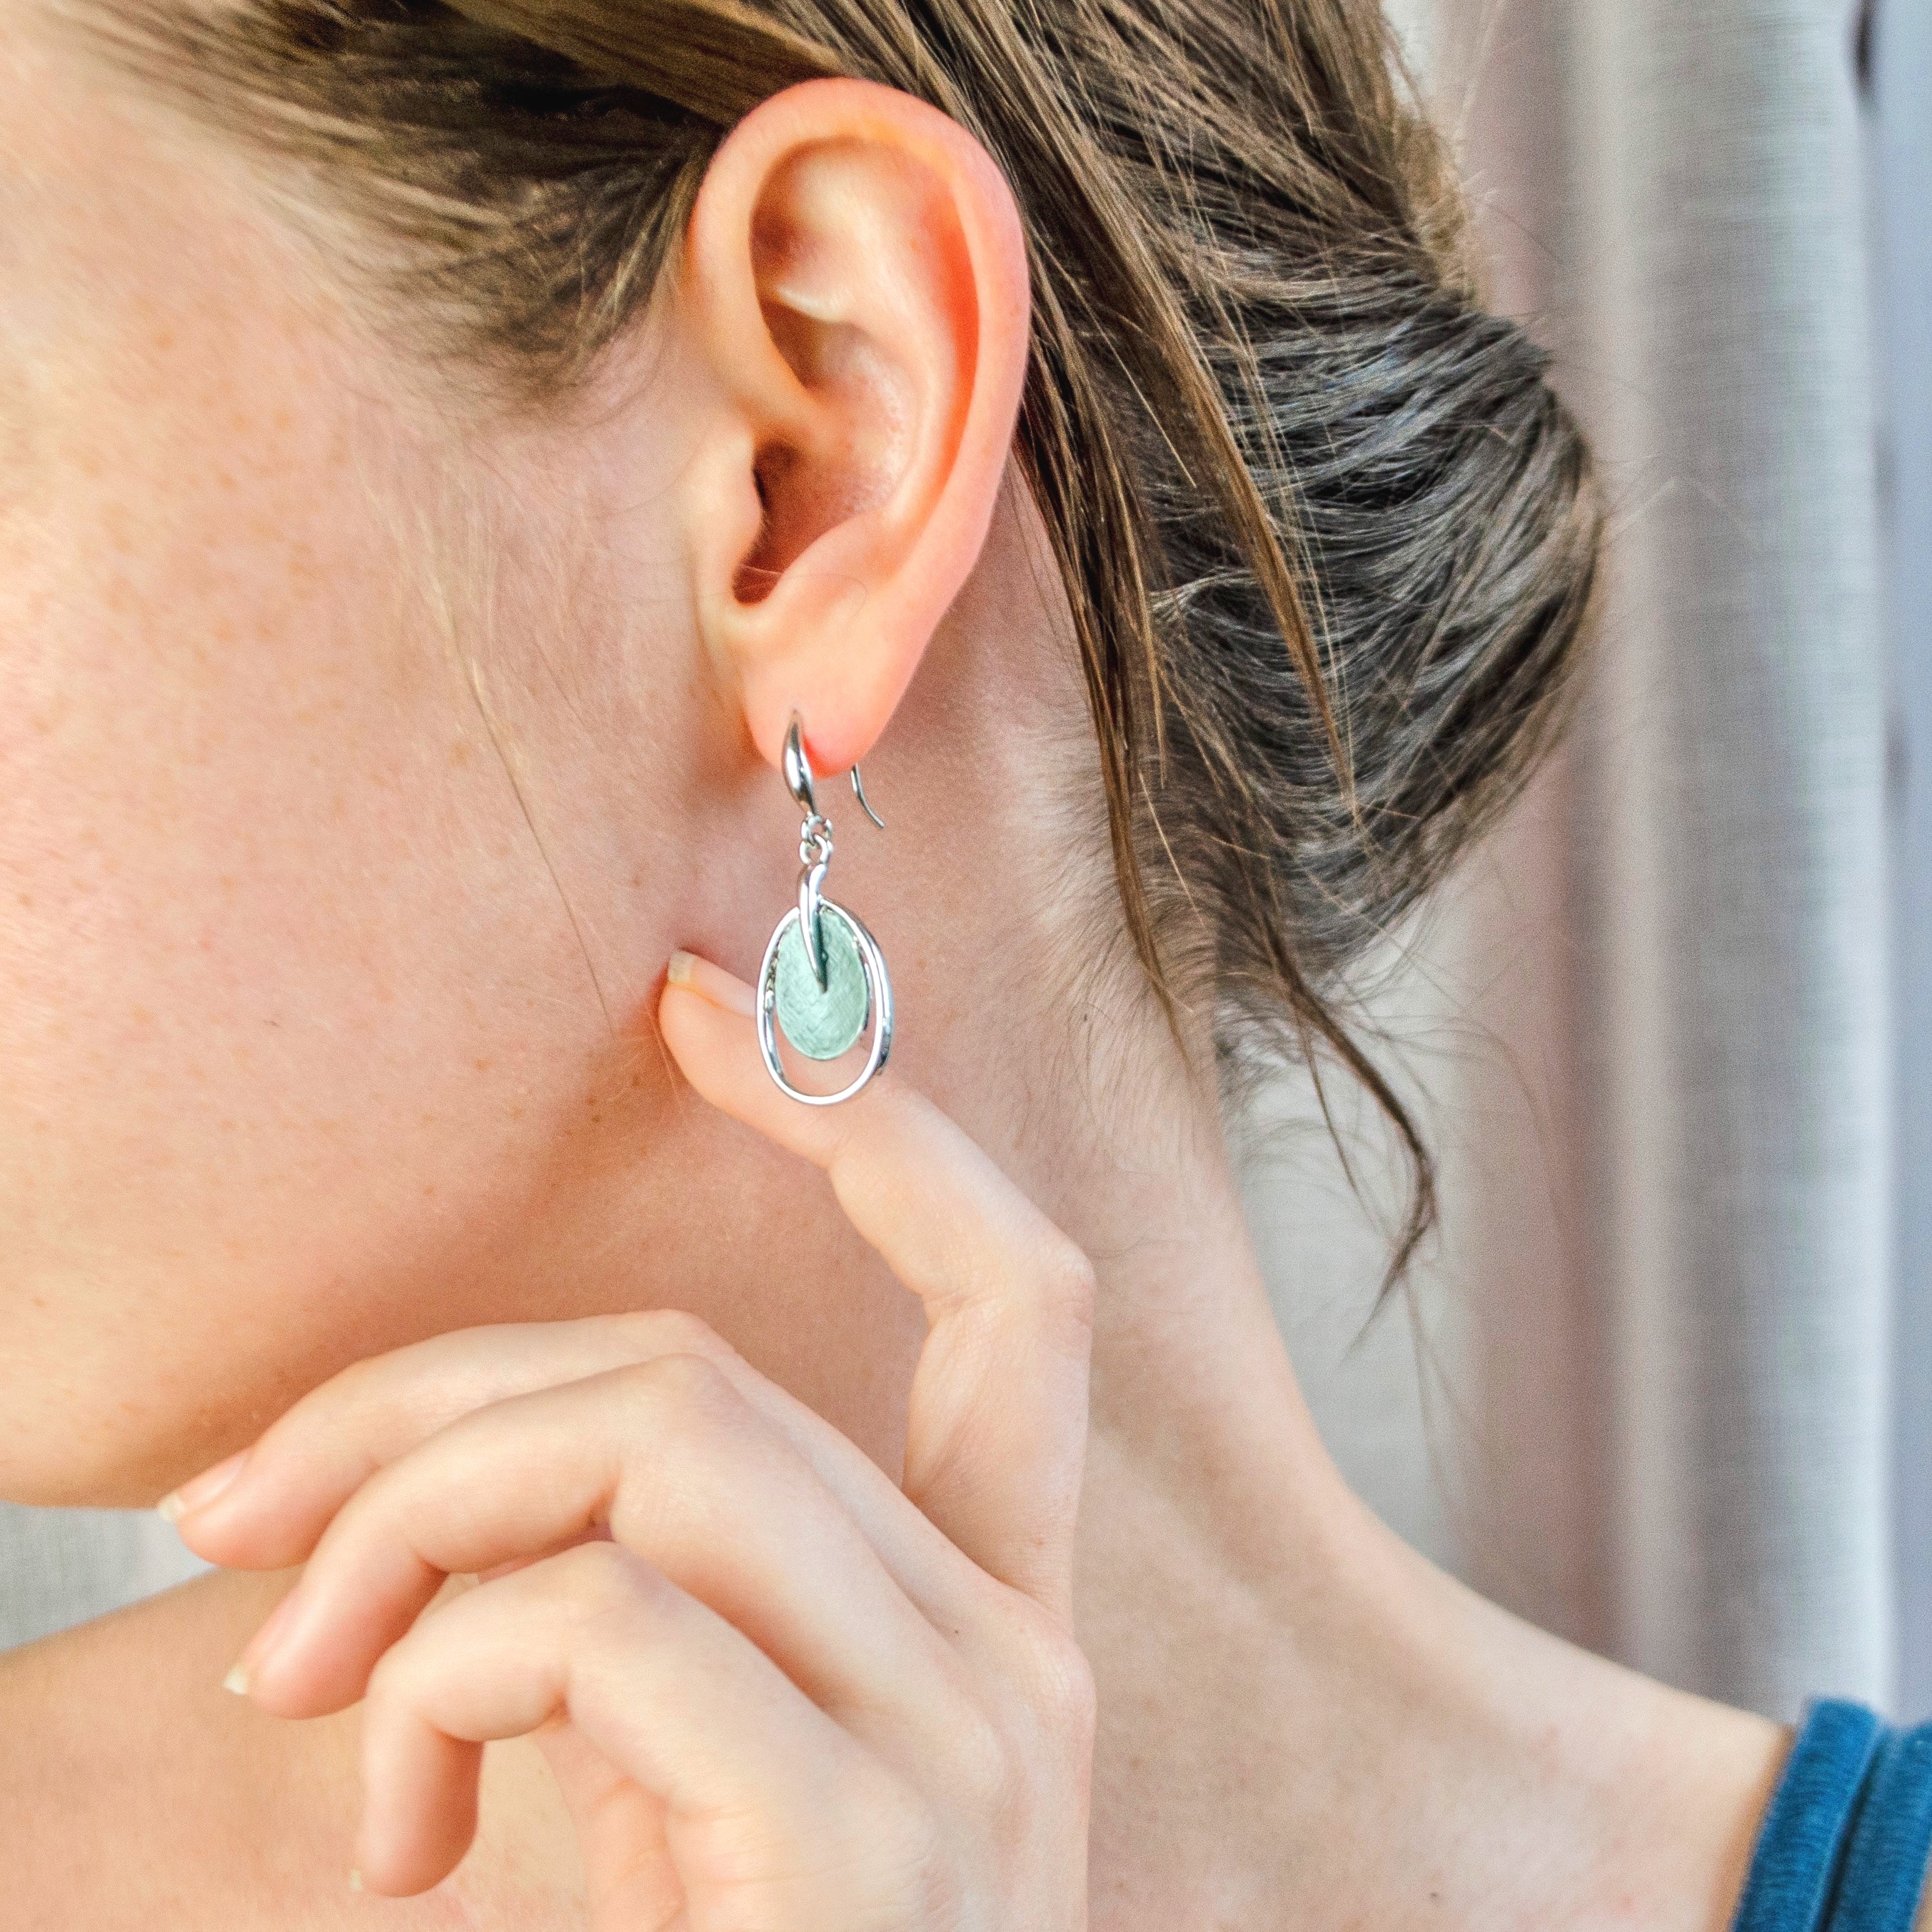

left=1, top=478, right=1783, bottom=1930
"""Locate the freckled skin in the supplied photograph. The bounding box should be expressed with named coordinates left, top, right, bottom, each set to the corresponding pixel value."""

left=0, top=16, right=927, bottom=1506
left=0, top=23, right=1816, bottom=1932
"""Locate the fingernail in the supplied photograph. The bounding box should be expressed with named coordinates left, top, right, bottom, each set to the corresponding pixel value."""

left=666, top=949, right=757, bottom=1018
left=228, top=1583, right=304, bottom=1692
left=158, top=1448, right=248, bottom=1524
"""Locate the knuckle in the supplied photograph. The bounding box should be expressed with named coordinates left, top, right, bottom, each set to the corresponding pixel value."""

left=1035, top=1235, right=1097, bottom=1339
left=364, top=1620, right=435, bottom=1714
left=322, top=1349, right=384, bottom=1402
left=945, top=1697, right=1021, bottom=1822
left=613, top=1348, right=740, bottom=1424
left=616, top=1307, right=736, bottom=1367
left=310, top=1350, right=392, bottom=1436
left=549, top=1537, right=658, bottom=1621
left=1007, top=1606, right=1097, bottom=1751
left=1040, top=1633, right=1098, bottom=1745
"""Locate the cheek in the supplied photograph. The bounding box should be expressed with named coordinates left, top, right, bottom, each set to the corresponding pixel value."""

left=0, top=245, right=622, bottom=1507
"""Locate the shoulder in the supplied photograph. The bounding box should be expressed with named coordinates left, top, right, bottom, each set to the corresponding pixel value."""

left=0, top=1569, right=584, bottom=1930
left=0, top=1611, right=163, bottom=1925
left=0, top=1573, right=323, bottom=1927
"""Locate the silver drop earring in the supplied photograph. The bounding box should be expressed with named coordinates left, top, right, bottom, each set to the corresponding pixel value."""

left=756, top=714, right=894, bottom=1106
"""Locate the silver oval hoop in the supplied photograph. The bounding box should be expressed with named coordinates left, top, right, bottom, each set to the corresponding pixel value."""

left=757, top=899, right=894, bottom=1107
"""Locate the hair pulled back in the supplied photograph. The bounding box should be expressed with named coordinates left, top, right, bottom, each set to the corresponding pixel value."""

left=91, top=0, right=1602, bottom=1281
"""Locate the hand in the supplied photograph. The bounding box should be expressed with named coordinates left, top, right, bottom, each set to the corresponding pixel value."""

left=162, top=949, right=1097, bottom=1931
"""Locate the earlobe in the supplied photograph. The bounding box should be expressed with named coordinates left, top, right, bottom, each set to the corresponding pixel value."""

left=680, top=78, right=1030, bottom=778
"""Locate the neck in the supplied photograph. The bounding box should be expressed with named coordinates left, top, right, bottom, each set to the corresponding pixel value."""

left=4, top=1017, right=1784, bottom=1931
left=4, top=596, right=1785, bottom=1924
left=1065, top=1113, right=1785, bottom=1931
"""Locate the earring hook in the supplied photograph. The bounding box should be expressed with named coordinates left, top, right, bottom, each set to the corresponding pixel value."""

left=782, top=713, right=818, bottom=818
left=850, top=763, right=885, bottom=830
left=782, top=713, right=885, bottom=830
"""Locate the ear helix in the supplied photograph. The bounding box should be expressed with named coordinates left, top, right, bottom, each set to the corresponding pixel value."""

left=756, top=713, right=894, bottom=1105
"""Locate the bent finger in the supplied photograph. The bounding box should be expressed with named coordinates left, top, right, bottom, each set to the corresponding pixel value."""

left=660, top=958, right=1095, bottom=1621
left=167, top=1309, right=960, bottom=1619
left=356, top=1540, right=936, bottom=1930
left=236, top=1352, right=961, bottom=1733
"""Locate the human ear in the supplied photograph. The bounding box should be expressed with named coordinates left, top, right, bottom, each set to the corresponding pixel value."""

left=679, top=76, right=1030, bottom=778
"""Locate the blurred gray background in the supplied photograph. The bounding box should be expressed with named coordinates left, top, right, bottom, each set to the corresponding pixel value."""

left=5, top=0, right=1929, bottom=1727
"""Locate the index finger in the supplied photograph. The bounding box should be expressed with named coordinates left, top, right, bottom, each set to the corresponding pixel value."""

left=660, top=952, right=1094, bottom=1624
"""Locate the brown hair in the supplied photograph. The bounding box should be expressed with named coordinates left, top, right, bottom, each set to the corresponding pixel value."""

left=86, top=0, right=1601, bottom=1282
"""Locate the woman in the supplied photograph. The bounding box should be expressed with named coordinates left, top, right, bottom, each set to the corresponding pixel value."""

left=0, top=0, right=1914, bottom=1924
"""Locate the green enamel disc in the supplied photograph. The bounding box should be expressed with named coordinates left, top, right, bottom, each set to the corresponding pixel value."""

left=774, top=909, right=870, bottom=1061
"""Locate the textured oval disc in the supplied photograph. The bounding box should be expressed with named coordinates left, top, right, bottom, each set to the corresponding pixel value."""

left=774, top=909, right=870, bottom=1060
